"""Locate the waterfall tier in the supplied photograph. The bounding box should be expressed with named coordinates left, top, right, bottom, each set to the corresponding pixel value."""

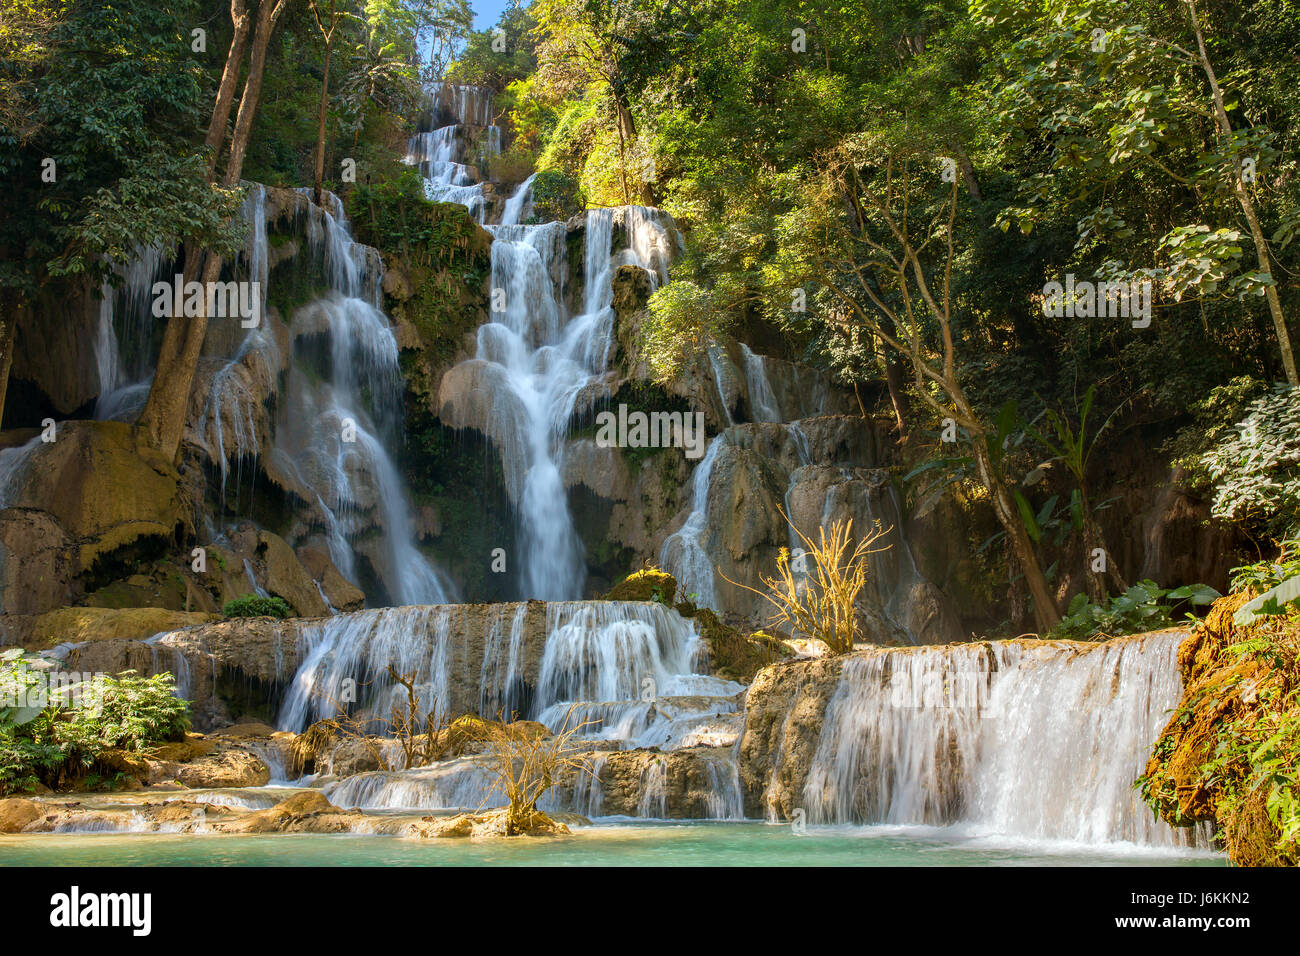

left=740, top=630, right=1212, bottom=848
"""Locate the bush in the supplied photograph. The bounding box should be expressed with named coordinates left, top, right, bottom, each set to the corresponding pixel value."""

left=223, top=595, right=293, bottom=619
left=1201, top=383, right=1300, bottom=541
left=1049, top=581, right=1220, bottom=641
left=529, top=168, right=582, bottom=222
left=0, top=651, right=189, bottom=794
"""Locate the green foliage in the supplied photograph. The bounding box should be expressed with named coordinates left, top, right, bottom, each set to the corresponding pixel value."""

left=1232, top=541, right=1300, bottom=596
left=1201, top=384, right=1300, bottom=541
left=443, top=2, right=538, bottom=92
left=1050, top=580, right=1220, bottom=641
left=1163, top=375, right=1270, bottom=484
left=1198, top=627, right=1300, bottom=862
left=1, top=651, right=189, bottom=794
left=222, top=594, right=293, bottom=619
left=1, top=0, right=234, bottom=292
left=643, top=279, right=735, bottom=382
left=529, top=169, right=582, bottom=222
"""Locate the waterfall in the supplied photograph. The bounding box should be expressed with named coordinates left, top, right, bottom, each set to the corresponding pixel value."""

left=410, top=83, right=683, bottom=600
left=270, top=598, right=744, bottom=818
left=471, top=219, right=587, bottom=598
left=405, top=83, right=502, bottom=223
left=534, top=600, right=705, bottom=709
left=278, top=605, right=457, bottom=732
left=500, top=173, right=535, bottom=226
left=245, top=192, right=451, bottom=605
left=659, top=434, right=727, bottom=609
left=419, top=96, right=678, bottom=599
left=478, top=602, right=529, bottom=718
left=741, top=343, right=782, bottom=423
left=792, top=632, right=1210, bottom=848
left=78, top=179, right=449, bottom=608
left=406, top=126, right=488, bottom=221
left=93, top=243, right=167, bottom=421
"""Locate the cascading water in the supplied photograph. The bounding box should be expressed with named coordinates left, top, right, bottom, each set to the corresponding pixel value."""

left=279, top=605, right=458, bottom=732
left=420, top=84, right=679, bottom=600
left=268, top=597, right=745, bottom=817
left=500, top=173, right=536, bottom=226
left=404, top=83, right=500, bottom=222
left=741, top=343, right=782, bottom=424
left=88, top=181, right=453, bottom=607
left=94, top=244, right=168, bottom=422
left=792, top=632, right=1210, bottom=848
left=659, top=435, right=727, bottom=611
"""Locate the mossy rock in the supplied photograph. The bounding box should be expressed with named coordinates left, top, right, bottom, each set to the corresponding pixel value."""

left=25, top=606, right=218, bottom=650
left=1141, top=592, right=1297, bottom=865
left=607, top=568, right=677, bottom=604
left=676, top=606, right=788, bottom=684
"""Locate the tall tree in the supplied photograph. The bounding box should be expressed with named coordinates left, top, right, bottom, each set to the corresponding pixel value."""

left=532, top=0, right=655, bottom=204
left=308, top=0, right=348, bottom=205
left=137, top=0, right=290, bottom=460
left=781, top=130, right=1064, bottom=630
left=978, top=0, right=1299, bottom=385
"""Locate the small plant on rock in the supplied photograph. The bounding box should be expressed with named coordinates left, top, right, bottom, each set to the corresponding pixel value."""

left=222, top=595, right=293, bottom=619
left=722, top=511, right=889, bottom=654
left=471, top=708, right=593, bottom=836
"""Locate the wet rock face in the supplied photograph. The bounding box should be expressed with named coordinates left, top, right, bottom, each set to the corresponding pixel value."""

left=0, top=510, right=73, bottom=617
left=736, top=656, right=846, bottom=821
left=662, top=417, right=963, bottom=643
left=575, top=747, right=744, bottom=819
left=0, top=420, right=190, bottom=617
left=9, top=278, right=102, bottom=419
left=59, top=603, right=558, bottom=732
left=67, top=616, right=298, bottom=731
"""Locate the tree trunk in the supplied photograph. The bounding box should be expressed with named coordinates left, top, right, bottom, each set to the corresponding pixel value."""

left=204, top=0, right=252, bottom=178
left=0, top=292, right=20, bottom=428
left=971, top=439, right=1062, bottom=632
left=1186, top=0, right=1297, bottom=385
left=951, top=144, right=983, bottom=202
left=137, top=0, right=285, bottom=459
left=222, top=0, right=283, bottom=191
left=878, top=315, right=910, bottom=438
left=313, top=39, right=332, bottom=205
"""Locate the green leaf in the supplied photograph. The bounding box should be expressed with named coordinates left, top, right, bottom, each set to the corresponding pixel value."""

left=1014, top=489, right=1042, bottom=544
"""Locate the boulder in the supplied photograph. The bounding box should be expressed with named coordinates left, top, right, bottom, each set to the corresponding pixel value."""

left=607, top=568, right=677, bottom=604
left=226, top=789, right=340, bottom=833
left=0, top=797, right=42, bottom=832
left=256, top=530, right=329, bottom=618
left=408, top=806, right=572, bottom=839
left=295, top=545, right=365, bottom=611
left=323, top=737, right=383, bottom=778
left=736, top=655, right=847, bottom=820
left=173, top=750, right=270, bottom=789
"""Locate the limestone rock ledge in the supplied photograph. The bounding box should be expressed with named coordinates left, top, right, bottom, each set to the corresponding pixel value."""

left=1141, top=594, right=1296, bottom=866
